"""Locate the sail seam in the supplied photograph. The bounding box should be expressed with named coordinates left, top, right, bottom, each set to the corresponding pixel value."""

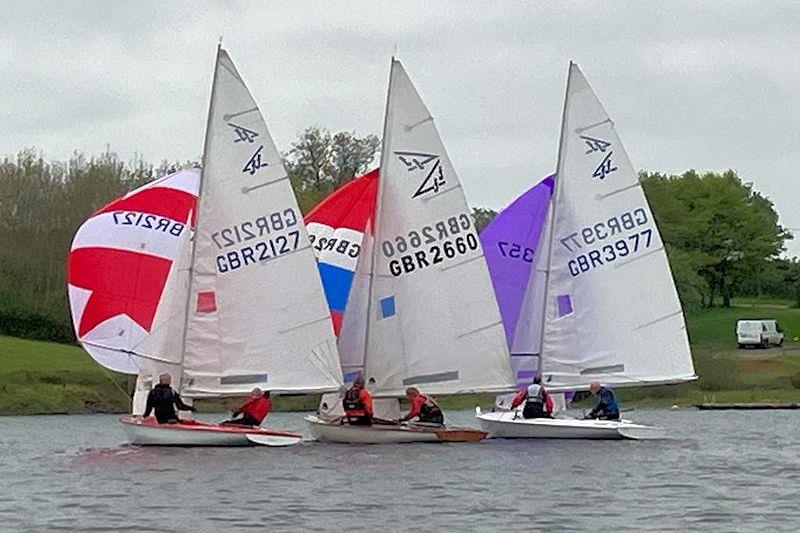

left=81, top=341, right=181, bottom=366
left=456, top=320, right=503, bottom=339
left=632, top=310, right=683, bottom=331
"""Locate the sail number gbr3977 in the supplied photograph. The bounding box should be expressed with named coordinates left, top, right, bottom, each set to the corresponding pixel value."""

left=381, top=213, right=479, bottom=276
left=558, top=207, right=656, bottom=277
left=212, top=208, right=300, bottom=274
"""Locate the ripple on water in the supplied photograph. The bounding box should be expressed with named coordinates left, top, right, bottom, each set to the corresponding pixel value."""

left=4, top=410, right=800, bottom=531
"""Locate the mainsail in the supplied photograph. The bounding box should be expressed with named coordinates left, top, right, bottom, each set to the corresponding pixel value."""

left=362, top=59, right=514, bottom=396
left=180, top=47, right=342, bottom=396
left=481, top=175, right=553, bottom=387
left=68, top=169, right=200, bottom=375
left=539, top=63, right=695, bottom=389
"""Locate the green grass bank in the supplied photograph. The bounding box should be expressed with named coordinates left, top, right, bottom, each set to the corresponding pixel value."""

left=2, top=297, right=800, bottom=415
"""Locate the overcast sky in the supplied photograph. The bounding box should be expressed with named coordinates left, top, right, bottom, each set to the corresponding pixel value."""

left=2, top=1, right=799, bottom=254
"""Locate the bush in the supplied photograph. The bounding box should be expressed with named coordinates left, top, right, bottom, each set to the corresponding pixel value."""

left=0, top=304, right=74, bottom=343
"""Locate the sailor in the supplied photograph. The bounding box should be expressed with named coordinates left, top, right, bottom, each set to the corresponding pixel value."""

left=509, top=375, right=554, bottom=419
left=342, top=375, right=374, bottom=426
left=400, top=387, right=444, bottom=425
left=221, top=388, right=271, bottom=427
left=585, top=381, right=620, bottom=420
left=142, top=373, right=196, bottom=424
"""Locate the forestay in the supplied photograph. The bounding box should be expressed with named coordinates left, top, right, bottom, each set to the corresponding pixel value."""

left=481, top=175, right=553, bottom=387
left=364, top=59, right=514, bottom=396
left=181, top=48, right=342, bottom=396
left=540, top=63, right=695, bottom=389
left=68, top=170, right=200, bottom=375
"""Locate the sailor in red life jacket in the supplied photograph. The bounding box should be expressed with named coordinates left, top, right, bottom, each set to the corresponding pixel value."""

left=400, top=387, right=444, bottom=425
left=510, top=376, right=554, bottom=419
left=343, top=375, right=374, bottom=426
left=221, top=388, right=271, bottom=427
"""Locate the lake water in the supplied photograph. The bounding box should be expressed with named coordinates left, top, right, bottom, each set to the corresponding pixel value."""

left=1, top=409, right=798, bottom=532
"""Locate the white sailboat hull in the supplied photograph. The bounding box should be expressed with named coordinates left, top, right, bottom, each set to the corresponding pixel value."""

left=475, top=409, right=653, bottom=440
left=305, top=415, right=486, bottom=444
left=120, top=417, right=302, bottom=446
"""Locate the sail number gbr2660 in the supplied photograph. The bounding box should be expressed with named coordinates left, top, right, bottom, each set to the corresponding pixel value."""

left=381, top=213, right=479, bottom=276
left=212, top=208, right=300, bottom=274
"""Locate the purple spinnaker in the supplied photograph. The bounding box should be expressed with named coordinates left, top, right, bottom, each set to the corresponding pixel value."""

left=481, top=175, right=554, bottom=348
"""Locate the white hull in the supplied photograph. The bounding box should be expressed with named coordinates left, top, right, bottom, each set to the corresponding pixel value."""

left=305, top=415, right=487, bottom=444
left=120, top=417, right=302, bottom=446
left=306, top=415, right=440, bottom=444
left=475, top=409, right=653, bottom=440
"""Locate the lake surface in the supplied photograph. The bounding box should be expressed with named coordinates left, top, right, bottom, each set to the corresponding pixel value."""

left=1, top=409, right=798, bottom=532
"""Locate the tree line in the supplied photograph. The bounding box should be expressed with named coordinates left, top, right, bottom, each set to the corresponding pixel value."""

left=0, top=128, right=794, bottom=343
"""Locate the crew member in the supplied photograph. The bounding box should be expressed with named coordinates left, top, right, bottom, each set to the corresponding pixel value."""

left=343, top=375, right=373, bottom=426
left=509, top=375, right=554, bottom=419
left=585, top=381, right=620, bottom=420
left=400, top=387, right=444, bottom=425
left=221, top=388, right=271, bottom=426
left=142, top=373, right=196, bottom=424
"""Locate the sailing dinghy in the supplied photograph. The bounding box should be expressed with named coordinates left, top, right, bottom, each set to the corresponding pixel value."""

left=306, top=59, right=515, bottom=443
left=68, top=46, right=343, bottom=446
left=476, top=63, right=696, bottom=440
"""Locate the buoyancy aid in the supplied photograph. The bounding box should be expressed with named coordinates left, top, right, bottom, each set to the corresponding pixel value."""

left=525, top=383, right=544, bottom=404
left=343, top=387, right=367, bottom=417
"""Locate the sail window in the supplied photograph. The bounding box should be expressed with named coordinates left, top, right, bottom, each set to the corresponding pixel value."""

left=579, top=365, right=625, bottom=375
left=557, top=294, right=573, bottom=317
left=402, top=371, right=459, bottom=386
left=220, top=374, right=269, bottom=385
left=196, top=291, right=217, bottom=313
left=380, top=296, right=396, bottom=318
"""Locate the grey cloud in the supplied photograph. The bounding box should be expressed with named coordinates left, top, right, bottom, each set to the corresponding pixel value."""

left=1, top=0, right=799, bottom=253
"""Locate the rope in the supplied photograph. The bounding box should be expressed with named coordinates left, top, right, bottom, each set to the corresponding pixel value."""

left=98, top=366, right=135, bottom=403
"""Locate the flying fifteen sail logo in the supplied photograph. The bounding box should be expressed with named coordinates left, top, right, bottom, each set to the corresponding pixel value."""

left=395, top=151, right=446, bottom=199
left=580, top=135, right=617, bottom=181
left=228, top=123, right=259, bottom=143
left=228, top=122, right=269, bottom=175
left=242, top=146, right=269, bottom=175
left=581, top=135, right=610, bottom=154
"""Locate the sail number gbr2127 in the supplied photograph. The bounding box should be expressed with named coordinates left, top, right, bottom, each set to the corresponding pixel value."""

left=212, top=208, right=300, bottom=274
left=381, top=213, right=479, bottom=277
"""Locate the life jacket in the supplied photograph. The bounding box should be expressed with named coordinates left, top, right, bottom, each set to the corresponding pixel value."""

left=525, top=383, right=544, bottom=404
left=597, top=387, right=619, bottom=414
left=419, top=395, right=442, bottom=418
left=240, top=396, right=271, bottom=423
left=343, top=387, right=366, bottom=417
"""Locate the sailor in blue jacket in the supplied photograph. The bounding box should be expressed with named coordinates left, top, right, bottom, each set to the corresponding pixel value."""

left=585, top=381, right=620, bottom=420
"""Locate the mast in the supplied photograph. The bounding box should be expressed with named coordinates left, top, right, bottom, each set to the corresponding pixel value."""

left=362, top=57, right=395, bottom=385
left=176, top=43, right=221, bottom=389
left=535, top=61, right=573, bottom=378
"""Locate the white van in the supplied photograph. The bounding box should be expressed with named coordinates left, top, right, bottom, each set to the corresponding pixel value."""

left=736, top=319, right=784, bottom=348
